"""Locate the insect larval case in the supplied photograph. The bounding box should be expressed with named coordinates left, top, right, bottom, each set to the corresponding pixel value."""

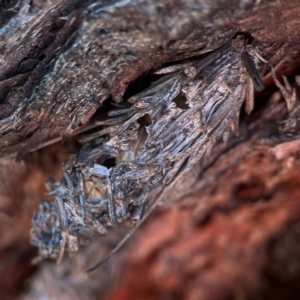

left=31, top=40, right=263, bottom=271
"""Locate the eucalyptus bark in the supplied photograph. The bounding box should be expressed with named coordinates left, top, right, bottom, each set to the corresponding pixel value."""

left=1, top=1, right=300, bottom=300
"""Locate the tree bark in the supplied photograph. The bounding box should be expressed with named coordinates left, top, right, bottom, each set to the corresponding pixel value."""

left=1, top=0, right=300, bottom=299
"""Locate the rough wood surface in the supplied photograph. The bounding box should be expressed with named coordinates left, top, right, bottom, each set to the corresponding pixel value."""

left=1, top=0, right=300, bottom=300
left=0, top=0, right=254, bottom=158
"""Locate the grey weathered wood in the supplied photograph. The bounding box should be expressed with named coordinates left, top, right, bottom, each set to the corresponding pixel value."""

left=0, top=0, right=261, bottom=158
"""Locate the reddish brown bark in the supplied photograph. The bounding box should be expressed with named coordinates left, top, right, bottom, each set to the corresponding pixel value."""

left=1, top=1, right=300, bottom=300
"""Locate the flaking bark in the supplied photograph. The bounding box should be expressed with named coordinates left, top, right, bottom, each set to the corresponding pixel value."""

left=1, top=1, right=300, bottom=300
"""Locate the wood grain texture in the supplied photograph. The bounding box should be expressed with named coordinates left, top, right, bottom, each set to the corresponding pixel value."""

left=0, top=0, right=259, bottom=157
left=1, top=1, right=300, bottom=300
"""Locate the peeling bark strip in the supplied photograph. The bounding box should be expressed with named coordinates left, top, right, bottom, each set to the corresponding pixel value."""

left=31, top=39, right=264, bottom=270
